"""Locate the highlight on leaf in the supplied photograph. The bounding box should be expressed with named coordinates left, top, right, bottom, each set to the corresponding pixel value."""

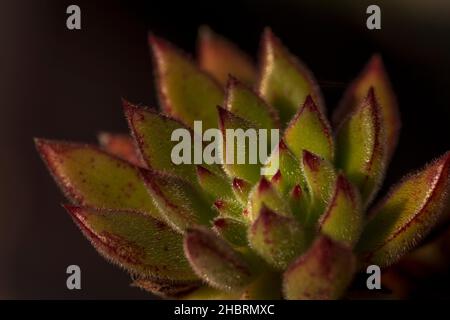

left=98, top=132, right=145, bottom=168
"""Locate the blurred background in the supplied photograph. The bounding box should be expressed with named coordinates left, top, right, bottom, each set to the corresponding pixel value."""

left=0, top=0, right=449, bottom=299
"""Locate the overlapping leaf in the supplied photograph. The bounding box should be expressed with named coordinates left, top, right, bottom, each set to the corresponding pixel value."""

left=98, top=132, right=144, bottom=167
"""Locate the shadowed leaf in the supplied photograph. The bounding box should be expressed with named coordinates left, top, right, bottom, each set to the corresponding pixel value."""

left=336, top=88, right=386, bottom=206
left=184, top=227, right=254, bottom=291
left=35, top=139, right=159, bottom=219
left=258, top=28, right=324, bottom=125
left=356, top=152, right=450, bottom=267
left=150, top=35, right=223, bottom=129
left=132, top=277, right=199, bottom=298
left=64, top=206, right=197, bottom=281
left=198, top=26, right=257, bottom=86
left=283, top=235, right=355, bottom=300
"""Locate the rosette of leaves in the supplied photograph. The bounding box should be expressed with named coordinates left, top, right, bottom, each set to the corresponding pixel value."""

left=35, top=27, right=450, bottom=299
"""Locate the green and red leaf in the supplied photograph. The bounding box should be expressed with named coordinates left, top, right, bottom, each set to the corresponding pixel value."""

left=357, top=152, right=450, bottom=267
left=64, top=206, right=197, bottom=281
left=336, top=88, right=386, bottom=206
left=258, top=28, right=324, bottom=125
left=333, top=55, right=400, bottom=160
left=98, top=132, right=145, bottom=167
left=150, top=35, right=223, bottom=129
left=35, top=139, right=159, bottom=219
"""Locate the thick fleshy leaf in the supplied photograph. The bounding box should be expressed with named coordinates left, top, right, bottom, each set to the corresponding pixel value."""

left=248, top=178, right=292, bottom=220
left=319, top=174, right=363, bottom=247
left=132, top=277, right=199, bottom=298
left=196, top=166, right=233, bottom=199
left=240, top=271, right=282, bottom=300
left=336, top=88, right=386, bottom=206
left=125, top=101, right=196, bottom=181
left=258, top=28, right=324, bottom=125
left=333, top=55, right=400, bottom=160
left=140, top=170, right=215, bottom=233
left=183, top=286, right=240, bottom=300
left=225, top=77, right=279, bottom=129
left=301, top=150, right=337, bottom=225
left=263, top=140, right=304, bottom=195
left=248, top=206, right=306, bottom=270
left=218, top=107, right=266, bottom=184
left=289, top=184, right=310, bottom=224
left=64, top=206, right=197, bottom=281
left=356, top=152, right=450, bottom=267
left=284, top=96, right=334, bottom=161
left=35, top=139, right=159, bottom=218
left=184, top=227, right=254, bottom=291
left=283, top=235, right=356, bottom=300
left=98, top=132, right=145, bottom=167
left=213, top=217, right=248, bottom=247
left=150, top=35, right=223, bottom=129
left=198, top=26, right=257, bottom=86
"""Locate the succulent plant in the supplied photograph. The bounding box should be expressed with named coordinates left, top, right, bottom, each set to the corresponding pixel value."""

left=35, top=27, right=450, bottom=300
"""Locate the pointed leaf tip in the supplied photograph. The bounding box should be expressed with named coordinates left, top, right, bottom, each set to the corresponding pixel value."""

left=64, top=205, right=197, bottom=281
left=184, top=226, right=253, bottom=291
left=357, top=151, right=450, bottom=267
left=149, top=34, right=223, bottom=129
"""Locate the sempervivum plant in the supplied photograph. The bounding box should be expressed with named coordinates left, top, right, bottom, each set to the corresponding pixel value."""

left=36, top=27, right=450, bottom=299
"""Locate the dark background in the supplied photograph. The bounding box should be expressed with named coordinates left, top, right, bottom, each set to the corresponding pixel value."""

left=0, top=0, right=449, bottom=299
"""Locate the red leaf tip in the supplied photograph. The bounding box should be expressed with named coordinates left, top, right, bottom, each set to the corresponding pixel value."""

left=302, top=150, right=321, bottom=172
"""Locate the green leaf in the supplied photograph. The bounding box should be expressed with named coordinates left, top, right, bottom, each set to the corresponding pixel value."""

left=184, top=226, right=254, bottom=291
left=35, top=139, right=159, bottom=219
left=218, top=107, right=265, bottom=184
left=198, top=26, right=257, bottom=86
left=248, top=206, right=307, bottom=270
left=64, top=206, right=197, bottom=281
left=248, top=178, right=292, bottom=221
left=336, top=88, right=386, bottom=206
left=213, top=217, right=248, bottom=247
left=284, top=96, right=334, bottom=161
left=132, top=277, right=199, bottom=298
left=283, top=235, right=355, bottom=300
left=319, top=174, right=363, bottom=247
left=98, top=132, right=145, bottom=167
left=225, top=77, right=279, bottom=129
left=140, top=170, right=216, bottom=233
left=301, top=150, right=337, bottom=225
left=289, top=184, right=310, bottom=225
left=333, top=54, right=400, bottom=160
left=149, top=35, right=223, bottom=129
left=196, top=165, right=233, bottom=199
left=258, top=28, right=324, bottom=125
left=356, top=152, right=450, bottom=267
left=124, top=102, right=196, bottom=181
